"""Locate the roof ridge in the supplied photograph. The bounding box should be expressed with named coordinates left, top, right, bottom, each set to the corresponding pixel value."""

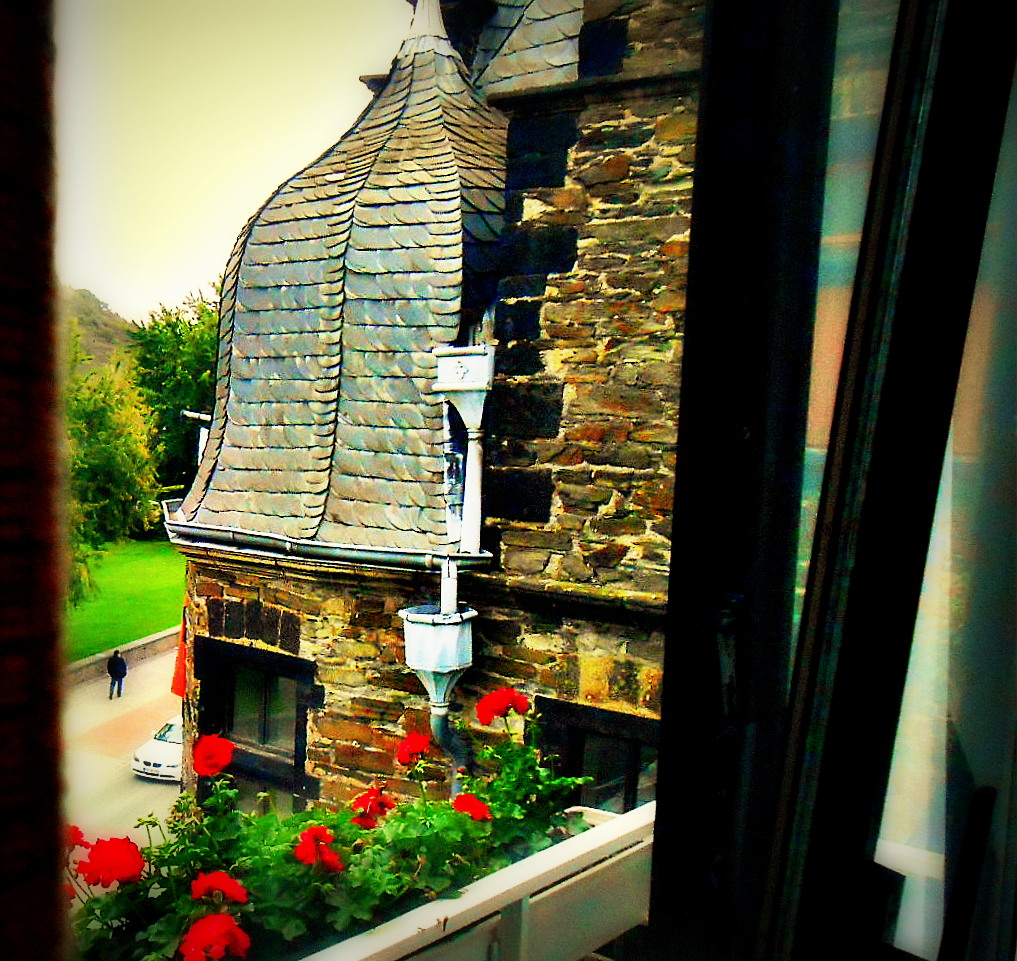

left=407, top=0, right=448, bottom=41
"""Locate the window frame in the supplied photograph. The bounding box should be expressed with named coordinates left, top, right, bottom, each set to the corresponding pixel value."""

left=650, top=0, right=842, bottom=953
left=771, top=3, right=1015, bottom=956
left=536, top=695, right=660, bottom=814
left=193, top=636, right=322, bottom=804
left=649, top=0, right=1016, bottom=957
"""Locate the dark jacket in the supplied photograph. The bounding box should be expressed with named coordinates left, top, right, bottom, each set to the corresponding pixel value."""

left=106, top=654, right=127, bottom=680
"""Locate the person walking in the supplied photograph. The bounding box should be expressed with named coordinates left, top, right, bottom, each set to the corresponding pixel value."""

left=106, top=649, right=127, bottom=699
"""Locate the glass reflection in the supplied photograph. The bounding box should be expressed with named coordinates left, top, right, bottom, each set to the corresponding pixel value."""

left=795, top=0, right=901, bottom=632
left=876, top=72, right=1016, bottom=959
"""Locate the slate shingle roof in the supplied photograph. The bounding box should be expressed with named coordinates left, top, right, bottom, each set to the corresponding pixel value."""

left=173, top=0, right=507, bottom=561
left=473, top=0, right=583, bottom=95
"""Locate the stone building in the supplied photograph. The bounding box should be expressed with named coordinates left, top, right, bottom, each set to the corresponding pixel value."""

left=165, top=0, right=702, bottom=809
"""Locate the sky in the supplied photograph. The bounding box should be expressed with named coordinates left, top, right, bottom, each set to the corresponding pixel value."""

left=54, top=0, right=413, bottom=323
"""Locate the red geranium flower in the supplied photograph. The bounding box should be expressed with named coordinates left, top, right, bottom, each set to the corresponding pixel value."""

left=294, top=825, right=344, bottom=873
left=191, top=871, right=249, bottom=904
left=193, top=734, right=235, bottom=777
left=66, top=824, right=91, bottom=851
left=452, top=792, right=492, bottom=821
left=75, top=836, right=145, bottom=888
left=179, top=912, right=251, bottom=961
left=351, top=785, right=397, bottom=829
left=63, top=882, right=77, bottom=901
left=476, top=687, right=531, bottom=726
left=396, top=732, right=430, bottom=766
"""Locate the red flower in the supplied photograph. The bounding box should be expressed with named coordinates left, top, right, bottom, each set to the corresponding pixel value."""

left=76, top=836, right=145, bottom=888
left=179, top=912, right=251, bottom=961
left=396, top=732, right=430, bottom=766
left=351, top=786, right=397, bottom=829
left=191, top=871, right=248, bottom=904
left=193, top=735, right=235, bottom=777
left=65, top=824, right=91, bottom=851
left=452, top=793, right=492, bottom=821
left=294, top=825, right=344, bottom=873
left=63, top=882, right=77, bottom=901
left=475, top=687, right=531, bottom=726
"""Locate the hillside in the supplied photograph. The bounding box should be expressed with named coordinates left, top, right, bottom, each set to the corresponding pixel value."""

left=58, top=286, right=136, bottom=371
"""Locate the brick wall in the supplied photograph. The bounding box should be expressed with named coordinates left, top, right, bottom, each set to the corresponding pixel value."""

left=183, top=548, right=667, bottom=803
left=484, top=94, right=693, bottom=596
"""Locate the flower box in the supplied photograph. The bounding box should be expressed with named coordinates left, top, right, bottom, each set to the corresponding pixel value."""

left=68, top=691, right=639, bottom=961
left=298, top=801, right=655, bottom=961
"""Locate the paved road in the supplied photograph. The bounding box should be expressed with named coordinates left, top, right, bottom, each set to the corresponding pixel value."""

left=61, top=648, right=183, bottom=845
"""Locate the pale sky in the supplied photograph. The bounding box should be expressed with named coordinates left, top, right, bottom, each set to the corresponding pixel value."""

left=54, top=0, right=413, bottom=322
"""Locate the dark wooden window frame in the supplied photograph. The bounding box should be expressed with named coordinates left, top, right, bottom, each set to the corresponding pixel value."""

left=193, top=636, right=322, bottom=803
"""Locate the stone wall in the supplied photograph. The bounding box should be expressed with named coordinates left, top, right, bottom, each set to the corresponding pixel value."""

left=481, top=0, right=700, bottom=602
left=183, top=553, right=666, bottom=803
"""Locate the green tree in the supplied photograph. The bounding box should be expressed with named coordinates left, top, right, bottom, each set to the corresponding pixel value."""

left=67, top=362, right=162, bottom=546
left=130, top=289, right=219, bottom=491
left=65, top=361, right=162, bottom=602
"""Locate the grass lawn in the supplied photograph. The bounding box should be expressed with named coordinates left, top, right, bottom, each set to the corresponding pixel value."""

left=64, top=539, right=187, bottom=663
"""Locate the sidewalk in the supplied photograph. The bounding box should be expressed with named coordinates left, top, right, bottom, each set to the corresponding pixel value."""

left=61, top=645, right=183, bottom=843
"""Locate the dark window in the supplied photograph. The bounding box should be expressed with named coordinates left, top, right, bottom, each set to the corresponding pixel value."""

left=536, top=696, right=659, bottom=814
left=230, top=664, right=297, bottom=755
left=193, top=637, right=321, bottom=810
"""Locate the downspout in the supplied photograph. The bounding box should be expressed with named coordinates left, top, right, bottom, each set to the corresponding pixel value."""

left=400, top=343, right=495, bottom=792
left=431, top=556, right=477, bottom=787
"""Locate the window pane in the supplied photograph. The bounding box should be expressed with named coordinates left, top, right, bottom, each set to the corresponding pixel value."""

left=795, top=0, right=901, bottom=632
left=580, top=734, right=657, bottom=813
left=231, top=664, right=297, bottom=754
left=232, top=773, right=300, bottom=816
left=263, top=676, right=297, bottom=752
left=876, top=74, right=1016, bottom=959
left=230, top=663, right=264, bottom=745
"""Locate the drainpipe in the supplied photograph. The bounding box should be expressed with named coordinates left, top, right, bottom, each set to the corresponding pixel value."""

left=398, top=344, right=495, bottom=792
left=181, top=410, right=211, bottom=462
left=434, top=344, right=495, bottom=557
left=430, top=559, right=473, bottom=785
left=399, top=599, right=478, bottom=791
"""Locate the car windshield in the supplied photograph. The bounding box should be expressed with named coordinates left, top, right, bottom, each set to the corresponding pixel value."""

left=155, top=722, right=183, bottom=744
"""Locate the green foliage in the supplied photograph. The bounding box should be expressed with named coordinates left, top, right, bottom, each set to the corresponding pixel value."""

left=63, top=540, right=186, bottom=662
left=74, top=787, right=246, bottom=961
left=130, top=288, right=219, bottom=490
left=65, top=359, right=161, bottom=601
left=458, top=719, right=591, bottom=855
left=70, top=730, right=590, bottom=961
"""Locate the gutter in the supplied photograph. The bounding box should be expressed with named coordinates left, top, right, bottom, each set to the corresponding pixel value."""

left=161, top=500, right=491, bottom=573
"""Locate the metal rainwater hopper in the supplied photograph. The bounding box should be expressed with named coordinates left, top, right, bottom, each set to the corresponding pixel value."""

left=398, top=603, right=477, bottom=674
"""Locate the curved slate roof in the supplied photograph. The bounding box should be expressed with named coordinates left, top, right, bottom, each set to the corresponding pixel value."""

left=173, top=0, right=507, bottom=562
left=473, top=0, right=583, bottom=95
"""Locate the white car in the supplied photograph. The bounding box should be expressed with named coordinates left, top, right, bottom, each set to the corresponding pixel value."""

left=131, top=715, right=183, bottom=782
